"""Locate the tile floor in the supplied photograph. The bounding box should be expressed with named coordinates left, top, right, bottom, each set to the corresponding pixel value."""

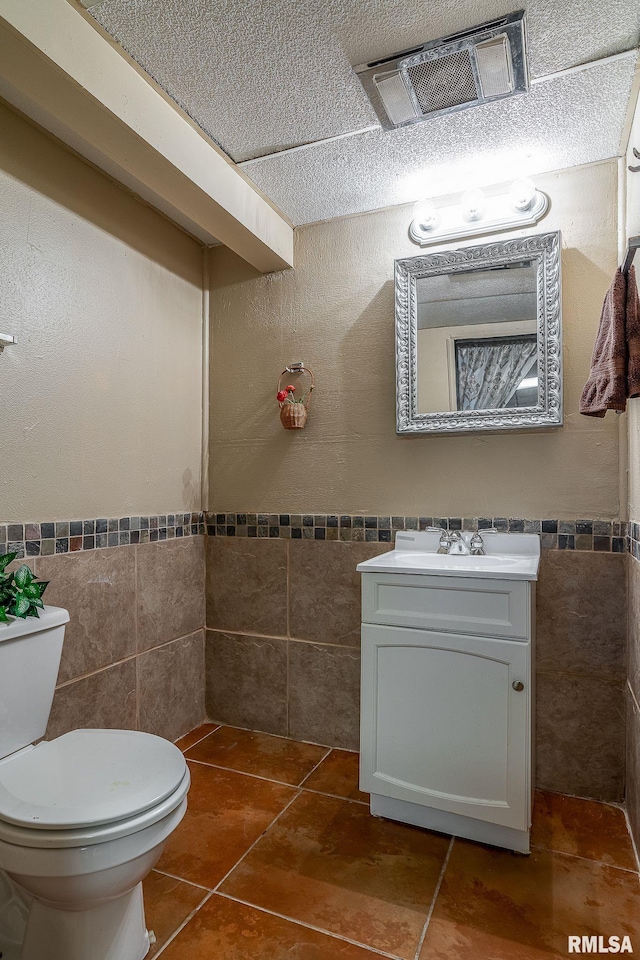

left=143, top=723, right=640, bottom=959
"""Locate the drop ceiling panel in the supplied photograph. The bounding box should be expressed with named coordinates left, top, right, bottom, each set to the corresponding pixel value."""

left=243, top=58, right=637, bottom=225
left=90, top=0, right=640, bottom=164
left=91, top=0, right=377, bottom=161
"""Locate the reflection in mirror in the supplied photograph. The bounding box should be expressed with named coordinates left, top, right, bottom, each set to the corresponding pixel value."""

left=394, top=231, right=562, bottom=434
left=416, top=262, right=538, bottom=414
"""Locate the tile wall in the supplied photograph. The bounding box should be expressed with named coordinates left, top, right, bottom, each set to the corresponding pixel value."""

left=536, top=550, right=627, bottom=801
left=205, top=538, right=385, bottom=750
left=627, top=550, right=640, bottom=844
left=205, top=534, right=627, bottom=801
left=2, top=513, right=628, bottom=803
left=9, top=536, right=207, bottom=743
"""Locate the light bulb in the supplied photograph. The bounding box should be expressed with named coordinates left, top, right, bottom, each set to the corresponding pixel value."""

left=413, top=198, right=439, bottom=233
left=461, top=188, right=486, bottom=223
left=509, top=178, right=536, bottom=211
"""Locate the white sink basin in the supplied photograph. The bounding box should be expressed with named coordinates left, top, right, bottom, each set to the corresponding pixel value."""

left=356, top=530, right=540, bottom=580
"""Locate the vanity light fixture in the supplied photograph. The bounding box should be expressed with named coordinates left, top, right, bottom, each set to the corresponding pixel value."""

left=412, top=198, right=439, bottom=233
left=0, top=334, right=16, bottom=353
left=409, top=179, right=549, bottom=247
left=509, top=177, right=536, bottom=211
left=461, top=188, right=487, bottom=222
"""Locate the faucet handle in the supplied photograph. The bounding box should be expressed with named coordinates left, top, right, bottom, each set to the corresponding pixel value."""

left=437, top=530, right=452, bottom=554
left=470, top=532, right=485, bottom=556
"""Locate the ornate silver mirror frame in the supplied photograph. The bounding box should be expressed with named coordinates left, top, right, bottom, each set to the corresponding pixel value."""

left=395, top=231, right=562, bottom=434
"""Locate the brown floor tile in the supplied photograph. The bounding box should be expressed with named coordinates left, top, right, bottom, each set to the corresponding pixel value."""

left=419, top=840, right=640, bottom=960
left=186, top=725, right=329, bottom=785
left=158, top=894, right=381, bottom=960
left=156, top=762, right=296, bottom=888
left=302, top=749, right=369, bottom=803
left=532, top=790, right=637, bottom=871
left=174, top=722, right=219, bottom=752
left=142, top=870, right=207, bottom=956
left=220, top=791, right=451, bottom=959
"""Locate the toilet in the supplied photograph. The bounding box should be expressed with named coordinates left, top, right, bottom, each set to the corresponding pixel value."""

left=0, top=606, right=190, bottom=960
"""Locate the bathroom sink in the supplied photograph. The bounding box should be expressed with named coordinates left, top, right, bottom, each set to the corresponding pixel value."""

left=356, top=530, right=540, bottom=580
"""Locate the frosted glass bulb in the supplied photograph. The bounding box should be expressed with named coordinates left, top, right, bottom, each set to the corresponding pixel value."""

left=413, top=199, right=439, bottom=232
left=509, top=178, right=536, bottom=211
left=461, top=188, right=486, bottom=222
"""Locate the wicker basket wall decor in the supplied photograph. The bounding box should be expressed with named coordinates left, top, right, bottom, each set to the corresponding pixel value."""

left=276, top=365, right=314, bottom=430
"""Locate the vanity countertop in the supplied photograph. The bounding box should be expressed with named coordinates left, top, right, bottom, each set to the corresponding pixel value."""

left=356, top=530, right=540, bottom=581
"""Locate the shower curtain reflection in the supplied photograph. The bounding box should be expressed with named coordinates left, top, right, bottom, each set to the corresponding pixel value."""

left=455, top=334, right=538, bottom=410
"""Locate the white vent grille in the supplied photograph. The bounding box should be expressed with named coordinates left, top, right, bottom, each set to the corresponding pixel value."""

left=405, top=50, right=479, bottom=114
left=354, top=11, right=529, bottom=131
left=475, top=34, right=514, bottom=98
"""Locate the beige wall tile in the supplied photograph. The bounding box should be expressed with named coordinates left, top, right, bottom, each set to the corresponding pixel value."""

left=138, top=631, right=206, bottom=742
left=626, top=687, right=640, bottom=853
left=289, top=540, right=389, bottom=647
left=288, top=640, right=360, bottom=750
left=536, top=672, right=625, bottom=801
left=536, top=551, right=626, bottom=680
left=628, top=555, right=640, bottom=699
left=206, top=538, right=287, bottom=637
left=38, top=547, right=136, bottom=684
left=46, top=659, right=137, bottom=740
left=205, top=630, right=288, bottom=737
left=137, top=538, right=205, bottom=652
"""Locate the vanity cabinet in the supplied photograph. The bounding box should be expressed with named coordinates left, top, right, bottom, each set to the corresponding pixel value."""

left=359, top=569, right=535, bottom=853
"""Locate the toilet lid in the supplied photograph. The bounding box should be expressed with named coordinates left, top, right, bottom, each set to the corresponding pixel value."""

left=0, top=729, right=187, bottom=829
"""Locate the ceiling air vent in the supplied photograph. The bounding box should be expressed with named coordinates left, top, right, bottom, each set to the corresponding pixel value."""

left=355, top=11, right=528, bottom=131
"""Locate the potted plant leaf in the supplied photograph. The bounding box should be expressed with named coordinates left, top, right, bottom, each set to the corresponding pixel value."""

left=0, top=552, right=49, bottom=623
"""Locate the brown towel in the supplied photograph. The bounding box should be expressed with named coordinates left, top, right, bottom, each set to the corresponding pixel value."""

left=628, top=266, right=640, bottom=399
left=580, top=269, right=628, bottom=417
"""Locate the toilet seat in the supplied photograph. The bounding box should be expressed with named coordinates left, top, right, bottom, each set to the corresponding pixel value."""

left=0, top=770, right=189, bottom=849
left=0, top=728, right=188, bottom=845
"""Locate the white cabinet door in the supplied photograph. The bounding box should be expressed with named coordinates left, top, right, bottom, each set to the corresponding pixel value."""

left=360, top=623, right=531, bottom=830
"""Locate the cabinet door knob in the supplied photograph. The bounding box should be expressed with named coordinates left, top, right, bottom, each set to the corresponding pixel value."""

left=512, top=680, right=525, bottom=692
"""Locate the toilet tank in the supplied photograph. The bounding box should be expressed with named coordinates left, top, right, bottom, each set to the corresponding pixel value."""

left=0, top=606, right=69, bottom=759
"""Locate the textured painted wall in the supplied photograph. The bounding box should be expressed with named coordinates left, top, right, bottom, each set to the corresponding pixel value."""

left=625, top=84, right=640, bottom=850
left=627, top=84, right=640, bottom=523
left=209, top=160, right=620, bottom=519
left=0, top=101, right=204, bottom=520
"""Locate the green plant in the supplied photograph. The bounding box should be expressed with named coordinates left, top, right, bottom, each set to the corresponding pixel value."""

left=0, top=552, right=49, bottom=623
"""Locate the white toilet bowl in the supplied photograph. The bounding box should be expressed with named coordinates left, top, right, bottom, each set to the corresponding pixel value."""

left=0, top=608, right=192, bottom=960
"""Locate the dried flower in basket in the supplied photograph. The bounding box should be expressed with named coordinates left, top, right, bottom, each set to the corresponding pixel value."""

left=276, top=368, right=314, bottom=430
left=277, top=384, right=305, bottom=405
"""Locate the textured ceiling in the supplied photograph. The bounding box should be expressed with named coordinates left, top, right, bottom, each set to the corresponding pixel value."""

left=87, top=0, right=640, bottom=226
left=246, top=58, right=637, bottom=224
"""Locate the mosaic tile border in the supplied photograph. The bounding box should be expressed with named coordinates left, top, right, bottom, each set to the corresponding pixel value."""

left=630, top=521, right=640, bottom=561
left=205, top=513, right=629, bottom=553
left=0, top=513, right=205, bottom=559
left=1, top=512, right=630, bottom=558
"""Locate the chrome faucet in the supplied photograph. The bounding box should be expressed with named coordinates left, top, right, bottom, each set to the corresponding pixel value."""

left=437, top=530, right=470, bottom=555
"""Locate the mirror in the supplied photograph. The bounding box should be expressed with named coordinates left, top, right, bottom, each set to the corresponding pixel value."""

left=395, top=232, right=562, bottom=433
